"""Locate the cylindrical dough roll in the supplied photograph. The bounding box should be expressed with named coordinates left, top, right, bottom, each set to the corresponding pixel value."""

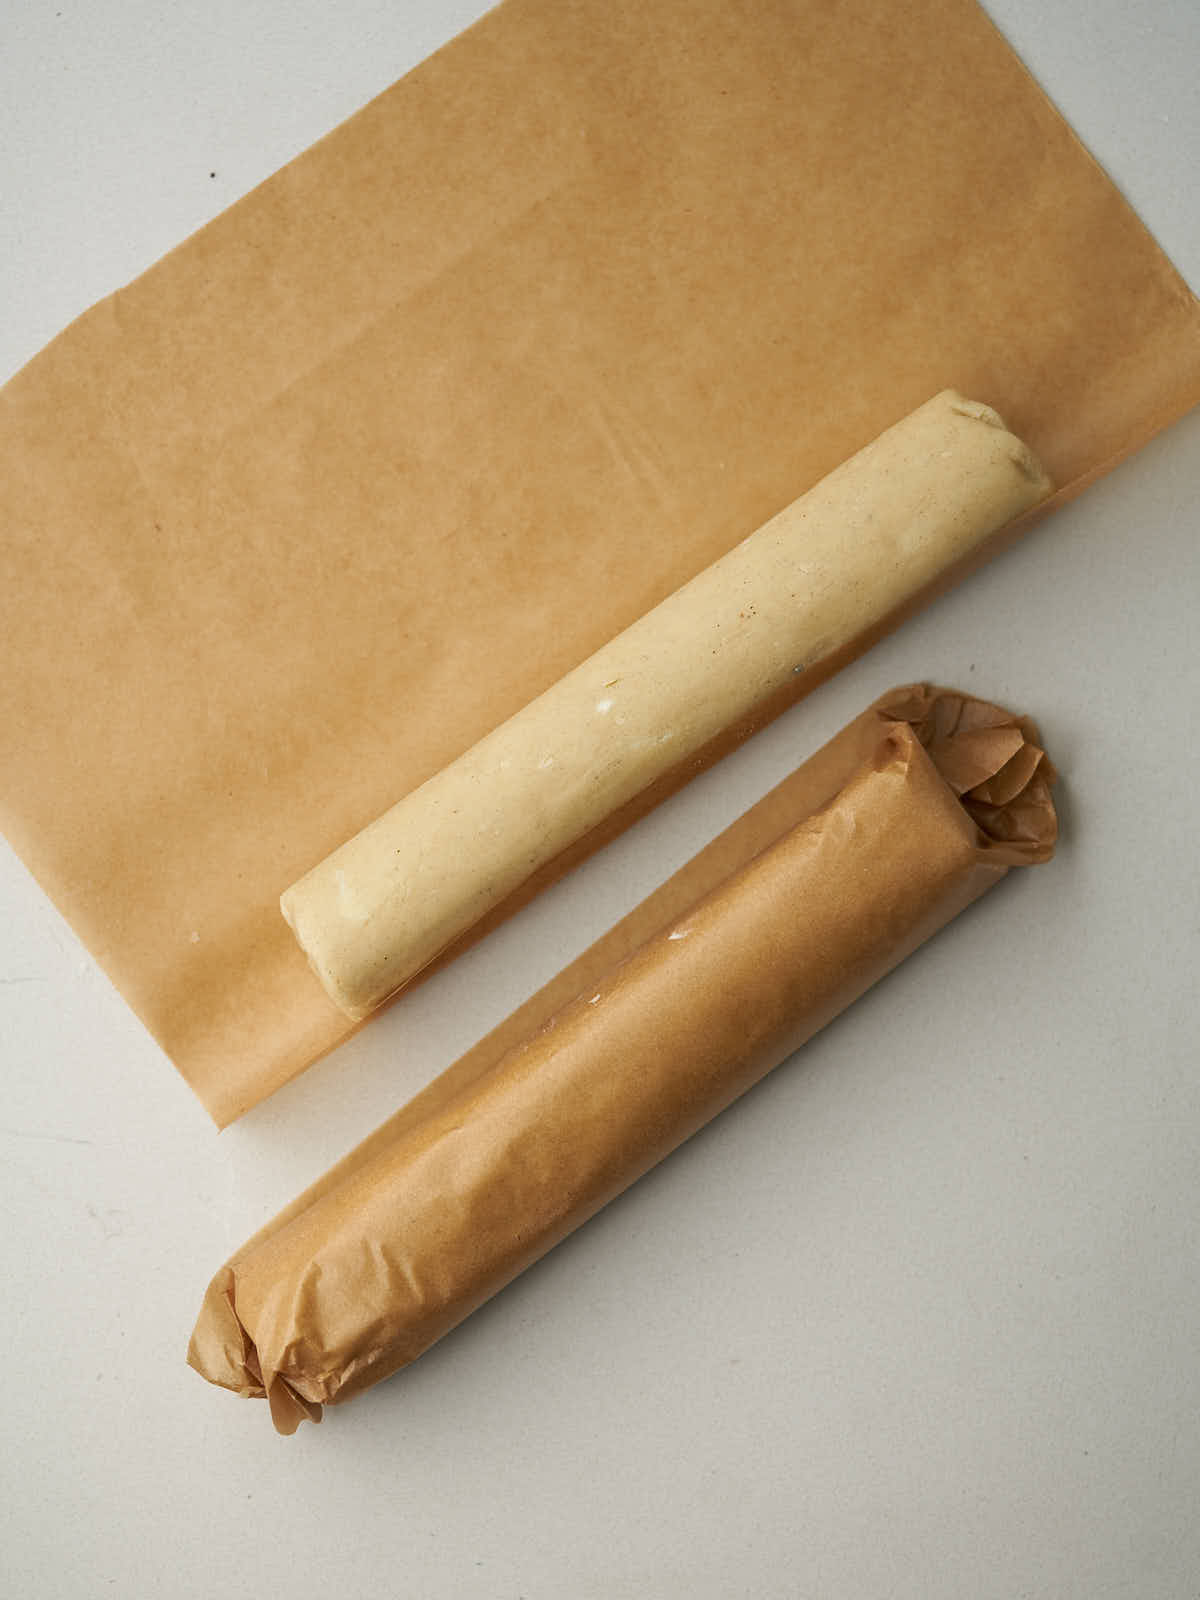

left=281, top=391, right=1050, bottom=1018
left=194, top=686, right=1057, bottom=1432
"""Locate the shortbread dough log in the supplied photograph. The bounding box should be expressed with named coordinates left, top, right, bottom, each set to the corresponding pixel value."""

left=281, top=391, right=1050, bottom=1019
left=194, top=686, right=1057, bottom=1431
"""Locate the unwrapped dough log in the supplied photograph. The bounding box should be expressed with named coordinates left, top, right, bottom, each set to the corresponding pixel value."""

left=195, top=685, right=1057, bottom=1432
left=281, top=392, right=1050, bottom=1019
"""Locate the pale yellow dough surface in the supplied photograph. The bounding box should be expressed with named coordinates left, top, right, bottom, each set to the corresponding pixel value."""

left=281, top=390, right=1050, bottom=1018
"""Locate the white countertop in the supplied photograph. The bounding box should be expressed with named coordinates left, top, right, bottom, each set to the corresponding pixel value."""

left=2, top=3, right=1198, bottom=1595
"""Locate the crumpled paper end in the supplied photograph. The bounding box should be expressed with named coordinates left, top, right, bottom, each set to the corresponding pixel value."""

left=875, top=683, right=1057, bottom=865
left=187, top=1266, right=323, bottom=1435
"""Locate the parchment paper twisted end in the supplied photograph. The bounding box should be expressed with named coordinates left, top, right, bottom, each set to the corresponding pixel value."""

left=876, top=684, right=1057, bottom=864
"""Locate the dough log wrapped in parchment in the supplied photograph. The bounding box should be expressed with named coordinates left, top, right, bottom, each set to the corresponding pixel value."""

left=194, top=685, right=1057, bottom=1433
left=281, top=392, right=1051, bottom=1020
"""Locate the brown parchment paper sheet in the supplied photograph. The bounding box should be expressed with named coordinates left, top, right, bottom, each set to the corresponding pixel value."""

left=188, top=685, right=1057, bottom=1431
left=0, top=0, right=1196, bottom=1124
